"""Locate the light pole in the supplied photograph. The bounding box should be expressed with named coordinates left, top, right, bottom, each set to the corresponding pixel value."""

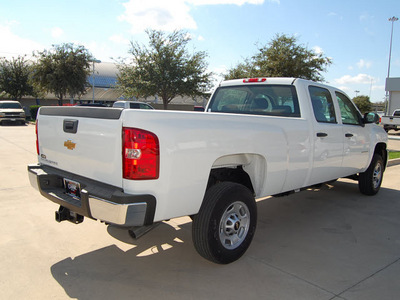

left=386, top=17, right=398, bottom=114
left=355, top=90, right=360, bottom=97
left=387, top=16, right=398, bottom=79
left=92, top=59, right=101, bottom=103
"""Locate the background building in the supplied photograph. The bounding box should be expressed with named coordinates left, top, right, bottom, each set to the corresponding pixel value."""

left=386, top=78, right=400, bottom=115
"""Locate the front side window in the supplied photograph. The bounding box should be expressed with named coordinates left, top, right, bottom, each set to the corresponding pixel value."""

left=208, top=85, right=300, bottom=117
left=140, top=104, right=153, bottom=109
left=336, top=92, right=362, bottom=125
left=309, top=86, right=336, bottom=123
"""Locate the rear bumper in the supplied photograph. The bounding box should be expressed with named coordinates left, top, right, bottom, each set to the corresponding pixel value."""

left=28, top=164, right=156, bottom=227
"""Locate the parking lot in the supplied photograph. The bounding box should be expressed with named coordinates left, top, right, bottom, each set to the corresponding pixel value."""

left=1, top=123, right=399, bottom=300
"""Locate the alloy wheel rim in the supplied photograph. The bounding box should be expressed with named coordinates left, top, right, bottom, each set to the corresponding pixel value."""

left=219, top=201, right=250, bottom=250
left=373, top=162, right=382, bottom=189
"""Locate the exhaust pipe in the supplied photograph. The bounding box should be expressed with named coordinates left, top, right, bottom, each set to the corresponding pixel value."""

left=55, top=206, right=84, bottom=224
left=128, top=223, right=160, bottom=239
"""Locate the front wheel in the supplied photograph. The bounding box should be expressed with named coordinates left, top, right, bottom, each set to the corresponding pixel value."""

left=358, top=154, right=384, bottom=195
left=192, top=182, right=257, bottom=264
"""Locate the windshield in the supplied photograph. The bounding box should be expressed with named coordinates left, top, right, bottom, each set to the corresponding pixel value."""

left=208, top=85, right=300, bottom=117
left=0, top=102, right=22, bottom=109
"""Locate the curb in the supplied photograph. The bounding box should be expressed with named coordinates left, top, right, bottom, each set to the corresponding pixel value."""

left=388, top=158, right=400, bottom=167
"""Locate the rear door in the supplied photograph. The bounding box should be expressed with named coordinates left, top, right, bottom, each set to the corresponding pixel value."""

left=308, top=85, right=344, bottom=184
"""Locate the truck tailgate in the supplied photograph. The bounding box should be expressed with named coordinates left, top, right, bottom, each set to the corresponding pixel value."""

left=37, top=107, right=123, bottom=188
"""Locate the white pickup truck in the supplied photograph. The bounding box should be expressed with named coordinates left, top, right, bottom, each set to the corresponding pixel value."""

left=28, top=78, right=387, bottom=264
left=381, top=109, right=400, bottom=132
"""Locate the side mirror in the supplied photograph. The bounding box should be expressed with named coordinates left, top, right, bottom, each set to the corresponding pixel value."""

left=363, top=112, right=379, bottom=124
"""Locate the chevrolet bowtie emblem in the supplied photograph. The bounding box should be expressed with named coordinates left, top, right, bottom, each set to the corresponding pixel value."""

left=64, top=140, right=76, bottom=150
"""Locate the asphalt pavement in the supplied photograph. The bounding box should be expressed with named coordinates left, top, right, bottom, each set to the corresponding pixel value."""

left=0, top=124, right=399, bottom=300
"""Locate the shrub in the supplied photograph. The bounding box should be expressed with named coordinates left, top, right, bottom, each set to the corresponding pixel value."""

left=29, top=105, right=41, bottom=120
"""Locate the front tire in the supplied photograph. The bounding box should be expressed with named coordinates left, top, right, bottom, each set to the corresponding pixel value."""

left=358, top=154, right=384, bottom=195
left=192, top=182, right=257, bottom=264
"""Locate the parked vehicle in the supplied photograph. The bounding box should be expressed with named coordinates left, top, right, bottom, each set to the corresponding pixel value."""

left=0, top=101, right=26, bottom=125
left=76, top=103, right=108, bottom=107
left=28, top=78, right=387, bottom=264
left=381, top=109, right=400, bottom=132
left=112, top=101, right=154, bottom=110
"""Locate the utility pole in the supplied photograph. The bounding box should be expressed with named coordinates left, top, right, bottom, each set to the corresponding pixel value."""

left=385, top=16, right=398, bottom=115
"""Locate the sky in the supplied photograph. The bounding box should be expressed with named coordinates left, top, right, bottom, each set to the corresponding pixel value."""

left=1, top=0, right=400, bottom=103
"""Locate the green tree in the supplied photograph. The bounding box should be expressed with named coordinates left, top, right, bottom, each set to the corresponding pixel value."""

left=117, top=29, right=212, bottom=110
left=0, top=55, right=34, bottom=100
left=353, top=95, right=372, bottom=114
left=225, top=34, right=332, bottom=82
left=31, top=43, right=93, bottom=105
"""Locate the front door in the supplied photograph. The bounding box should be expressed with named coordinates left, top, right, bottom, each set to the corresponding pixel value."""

left=336, top=92, right=370, bottom=175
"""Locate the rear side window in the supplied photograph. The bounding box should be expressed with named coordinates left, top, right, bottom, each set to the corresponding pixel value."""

left=309, top=86, right=336, bottom=123
left=130, top=103, right=140, bottom=109
left=208, top=85, right=300, bottom=117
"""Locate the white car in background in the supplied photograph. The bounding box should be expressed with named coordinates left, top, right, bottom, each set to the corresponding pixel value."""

left=112, top=101, right=154, bottom=110
left=0, top=101, right=26, bottom=125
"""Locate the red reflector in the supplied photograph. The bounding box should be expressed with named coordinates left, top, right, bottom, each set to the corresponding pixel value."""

left=123, top=127, right=159, bottom=180
left=243, top=78, right=267, bottom=83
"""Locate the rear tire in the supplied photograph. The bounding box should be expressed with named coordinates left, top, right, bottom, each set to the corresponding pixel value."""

left=192, top=182, right=257, bottom=264
left=358, top=154, right=384, bottom=195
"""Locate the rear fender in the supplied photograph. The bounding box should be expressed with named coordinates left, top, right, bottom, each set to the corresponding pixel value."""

left=210, top=153, right=266, bottom=197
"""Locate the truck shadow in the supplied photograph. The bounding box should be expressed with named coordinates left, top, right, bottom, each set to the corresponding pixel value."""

left=50, top=180, right=400, bottom=299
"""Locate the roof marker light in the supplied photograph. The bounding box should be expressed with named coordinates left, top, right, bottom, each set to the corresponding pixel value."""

left=243, top=78, right=267, bottom=83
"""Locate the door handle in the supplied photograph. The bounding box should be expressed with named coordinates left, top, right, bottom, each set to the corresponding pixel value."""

left=345, top=133, right=353, bottom=138
left=63, top=119, right=79, bottom=134
left=316, top=132, right=328, bottom=137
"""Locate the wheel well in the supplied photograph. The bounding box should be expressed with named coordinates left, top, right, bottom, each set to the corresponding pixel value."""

left=374, top=143, right=388, bottom=169
left=207, top=166, right=254, bottom=195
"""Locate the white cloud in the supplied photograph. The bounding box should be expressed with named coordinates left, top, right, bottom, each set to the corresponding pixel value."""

left=109, top=34, right=130, bottom=45
left=356, top=59, right=372, bottom=69
left=372, top=84, right=384, bottom=91
left=359, top=12, right=373, bottom=22
left=0, top=23, right=44, bottom=59
left=189, top=0, right=265, bottom=4
left=51, top=27, right=64, bottom=38
left=313, top=46, right=323, bottom=55
left=119, top=0, right=267, bottom=34
left=119, top=0, right=197, bottom=34
left=334, top=74, right=375, bottom=85
left=327, top=12, right=343, bottom=21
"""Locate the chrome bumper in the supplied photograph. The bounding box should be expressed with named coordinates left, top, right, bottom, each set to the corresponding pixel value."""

left=28, top=164, right=156, bottom=227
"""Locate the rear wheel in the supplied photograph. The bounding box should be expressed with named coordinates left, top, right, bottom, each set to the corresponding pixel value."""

left=192, top=182, right=257, bottom=264
left=358, top=154, right=384, bottom=195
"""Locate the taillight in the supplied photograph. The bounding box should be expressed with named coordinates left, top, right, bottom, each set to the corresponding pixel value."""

left=36, top=121, right=39, bottom=155
left=243, top=78, right=266, bottom=83
left=123, top=127, right=159, bottom=180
